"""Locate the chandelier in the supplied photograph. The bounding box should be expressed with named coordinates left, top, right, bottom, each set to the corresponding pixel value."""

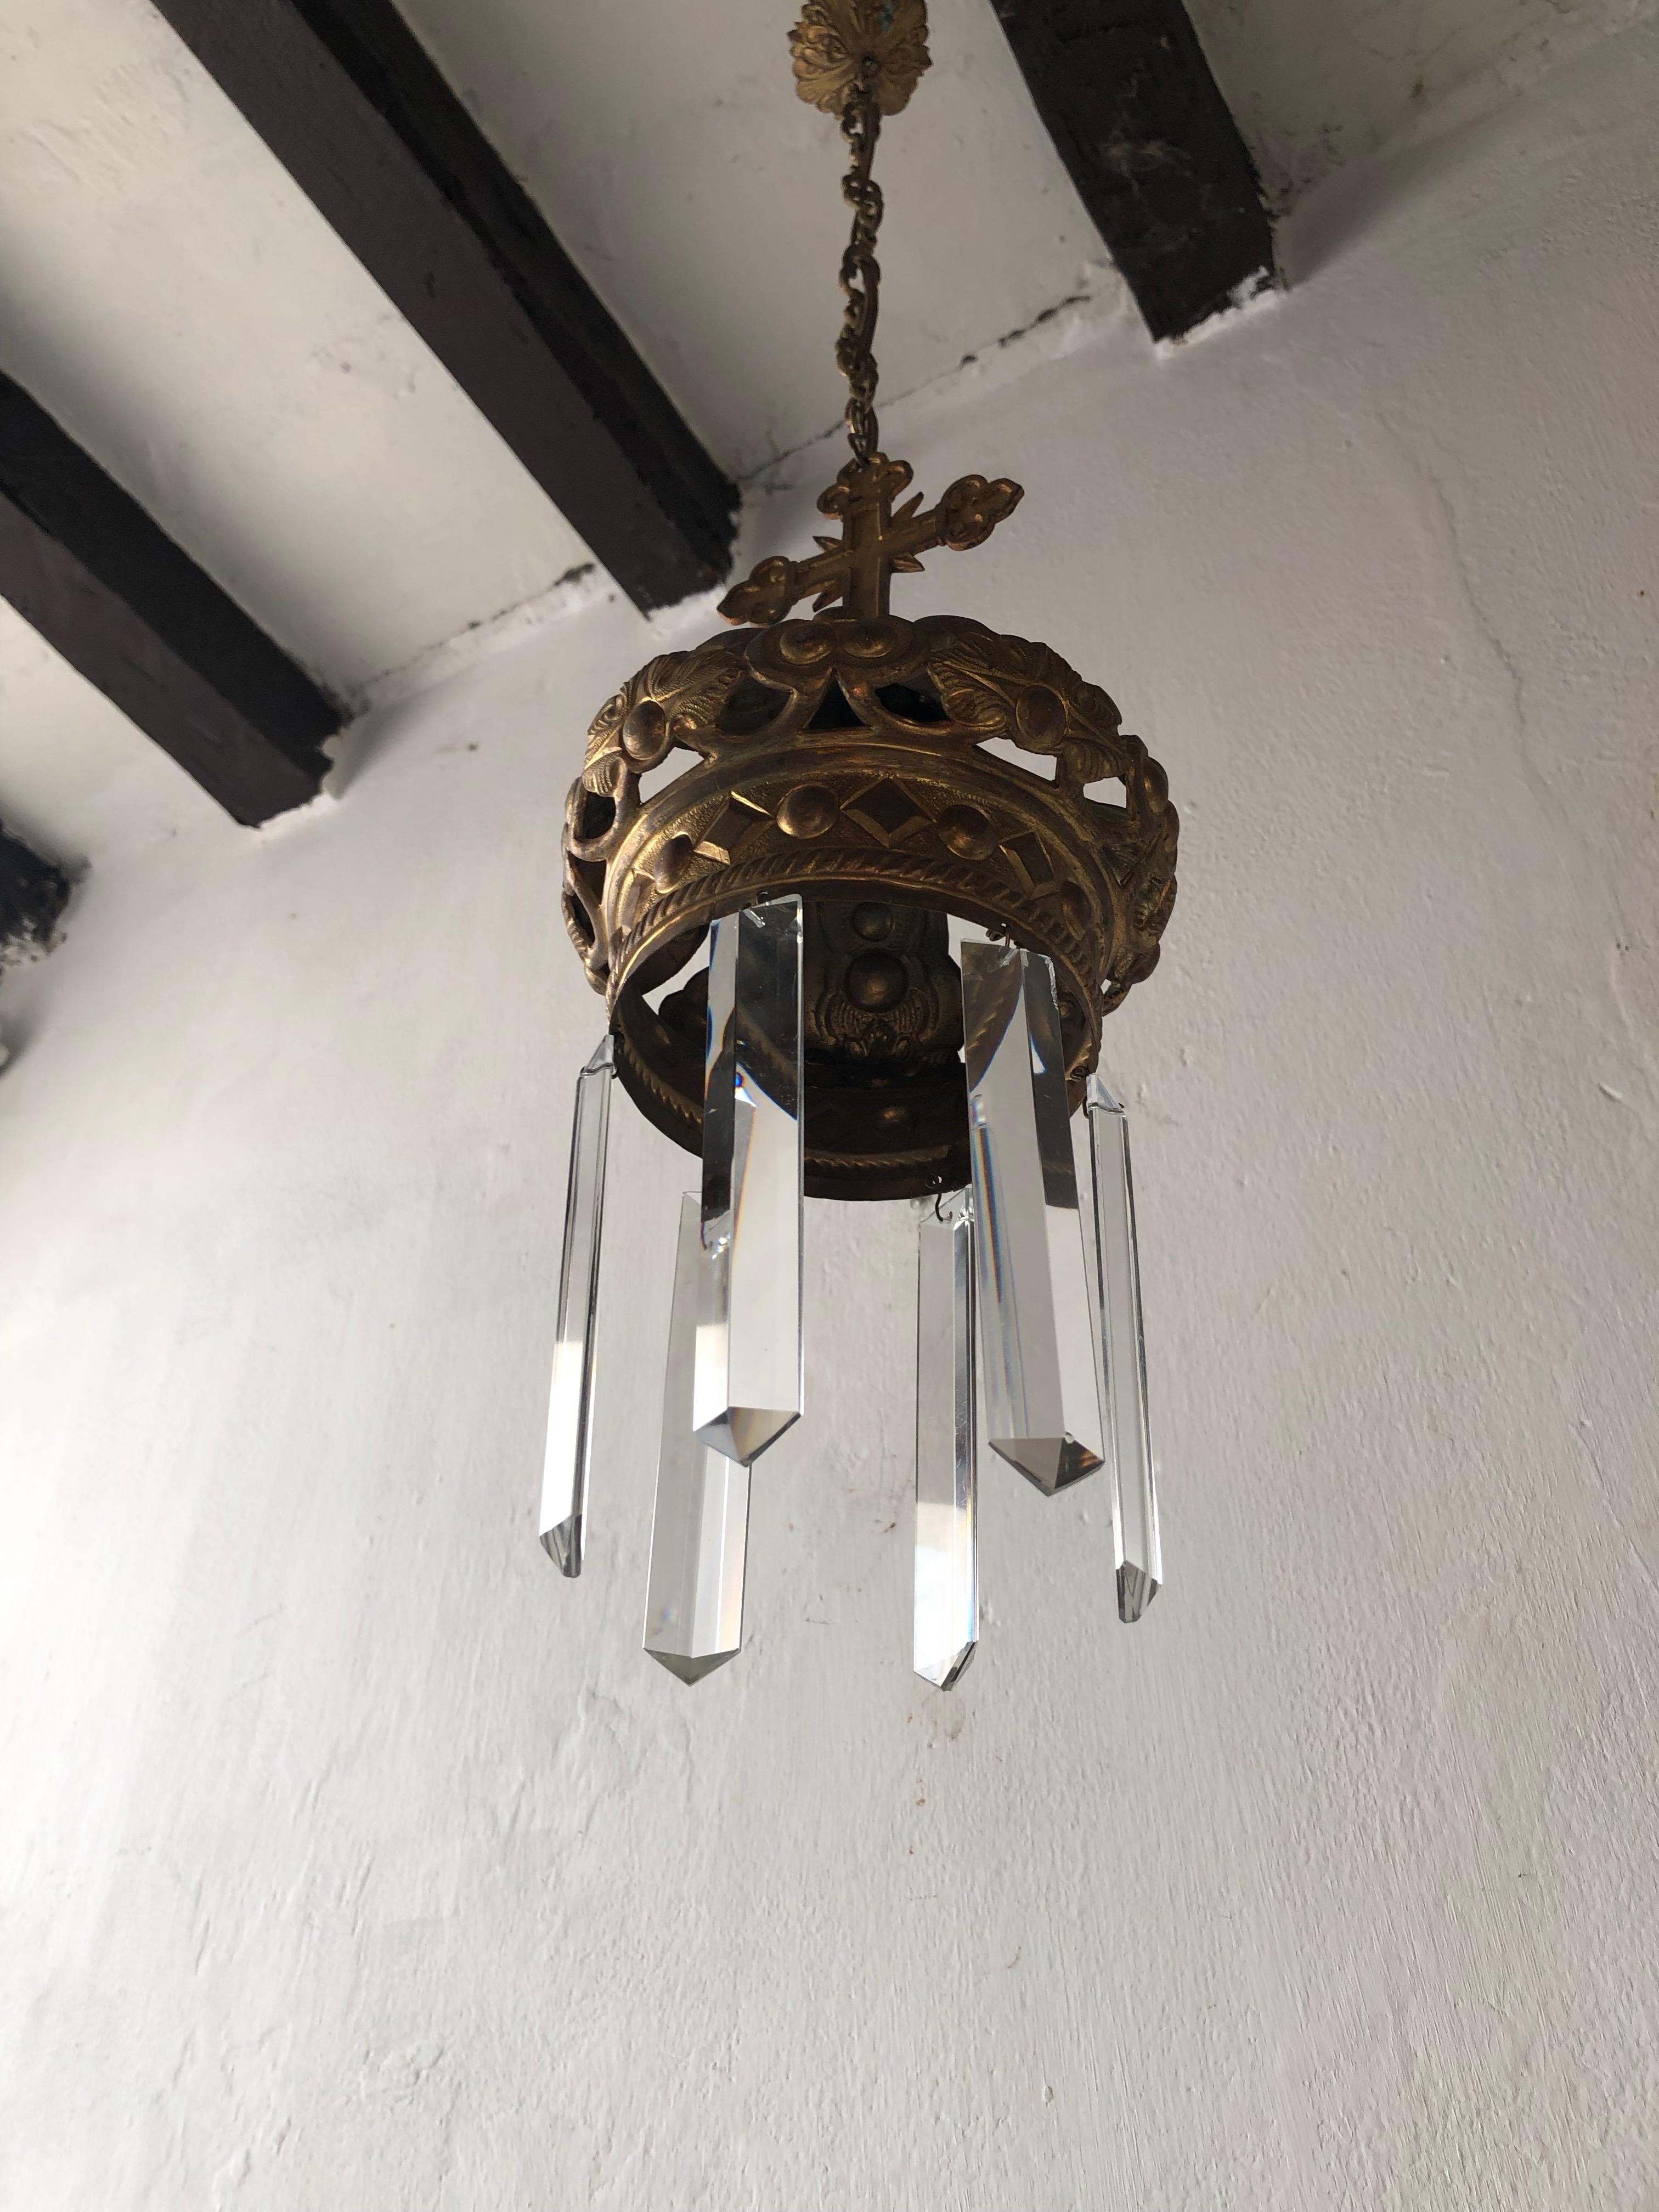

left=541, top=0, right=1177, bottom=1686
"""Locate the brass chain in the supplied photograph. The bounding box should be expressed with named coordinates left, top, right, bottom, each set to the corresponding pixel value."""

left=834, top=57, right=884, bottom=465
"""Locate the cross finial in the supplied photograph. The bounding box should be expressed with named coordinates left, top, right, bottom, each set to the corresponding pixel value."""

left=717, top=454, right=1023, bottom=628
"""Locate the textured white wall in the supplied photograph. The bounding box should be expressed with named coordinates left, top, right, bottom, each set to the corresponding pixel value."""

left=1187, top=0, right=1659, bottom=210
left=4, top=25, right=1659, bottom=2209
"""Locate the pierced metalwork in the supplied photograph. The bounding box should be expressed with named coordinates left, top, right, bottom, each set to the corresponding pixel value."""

left=543, top=0, right=1177, bottom=1681
left=562, top=609, right=1176, bottom=1198
left=557, top=1, right=1177, bottom=1203
left=559, top=1, right=1177, bottom=1206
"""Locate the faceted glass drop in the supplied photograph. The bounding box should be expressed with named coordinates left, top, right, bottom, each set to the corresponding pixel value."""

left=645, top=1196, right=752, bottom=1683
left=693, top=896, right=804, bottom=1465
left=539, top=1036, right=614, bottom=1575
left=1087, top=1076, right=1163, bottom=1621
left=914, top=1191, right=978, bottom=1690
left=960, top=941, right=1103, bottom=1493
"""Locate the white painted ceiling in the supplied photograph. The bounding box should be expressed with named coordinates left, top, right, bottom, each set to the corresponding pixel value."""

left=0, top=0, right=1651, bottom=864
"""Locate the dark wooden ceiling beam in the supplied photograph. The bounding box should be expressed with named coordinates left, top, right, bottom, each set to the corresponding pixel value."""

left=149, top=0, right=737, bottom=612
left=0, top=372, right=338, bottom=827
left=992, top=0, right=1274, bottom=342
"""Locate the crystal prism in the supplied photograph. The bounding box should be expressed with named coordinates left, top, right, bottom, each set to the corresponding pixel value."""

left=913, top=1190, right=977, bottom=1689
left=645, top=1195, right=752, bottom=1683
left=693, top=895, right=804, bottom=1465
left=1087, top=1075, right=1163, bottom=1620
left=539, top=1035, right=614, bottom=1574
left=960, top=941, right=1103, bottom=1493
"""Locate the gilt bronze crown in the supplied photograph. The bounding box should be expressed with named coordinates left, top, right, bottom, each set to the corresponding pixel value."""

left=561, top=99, right=1178, bottom=1199
left=561, top=528, right=1178, bottom=1197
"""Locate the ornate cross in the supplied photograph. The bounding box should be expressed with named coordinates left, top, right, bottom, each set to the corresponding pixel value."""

left=717, top=453, right=1023, bottom=627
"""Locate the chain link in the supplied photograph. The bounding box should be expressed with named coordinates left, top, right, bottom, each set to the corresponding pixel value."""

left=835, top=58, right=884, bottom=464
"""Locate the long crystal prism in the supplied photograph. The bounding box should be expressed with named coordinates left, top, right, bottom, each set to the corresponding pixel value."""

left=539, top=1035, right=614, bottom=1574
left=960, top=941, right=1103, bottom=1493
left=645, top=1195, right=752, bottom=1683
left=1087, top=1075, right=1162, bottom=1620
left=914, top=1191, right=978, bottom=1690
left=693, top=895, right=804, bottom=1465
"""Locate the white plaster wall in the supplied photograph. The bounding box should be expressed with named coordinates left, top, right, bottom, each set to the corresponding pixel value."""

left=1188, top=0, right=1659, bottom=211
left=4, top=24, right=1659, bottom=2208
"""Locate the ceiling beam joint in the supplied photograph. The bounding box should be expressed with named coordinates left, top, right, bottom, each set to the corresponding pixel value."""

left=993, top=0, right=1276, bottom=342
left=150, top=0, right=738, bottom=612
left=0, top=371, right=339, bottom=827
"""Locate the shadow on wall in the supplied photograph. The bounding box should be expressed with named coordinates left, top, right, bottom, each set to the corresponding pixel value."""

left=0, top=821, right=75, bottom=1070
left=1273, top=121, right=1487, bottom=287
left=1274, top=24, right=1643, bottom=291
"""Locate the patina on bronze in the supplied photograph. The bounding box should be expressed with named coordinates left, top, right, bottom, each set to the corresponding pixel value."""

left=558, top=0, right=1178, bottom=1200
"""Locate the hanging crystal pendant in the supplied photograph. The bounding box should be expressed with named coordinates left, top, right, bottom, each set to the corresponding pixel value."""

left=913, top=1190, right=978, bottom=1689
left=644, top=1195, right=753, bottom=1681
left=539, top=1036, right=614, bottom=1575
left=960, top=940, right=1103, bottom=1493
left=693, top=895, right=805, bottom=1465
left=1087, top=1075, right=1163, bottom=1620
